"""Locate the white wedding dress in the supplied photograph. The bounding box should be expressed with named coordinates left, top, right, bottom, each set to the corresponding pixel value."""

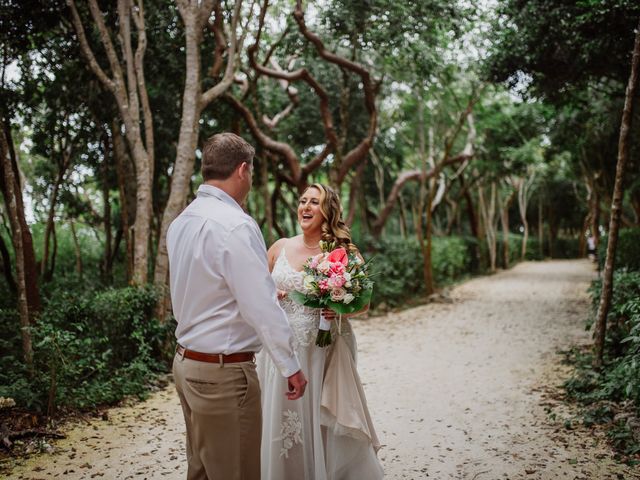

left=256, top=248, right=384, bottom=480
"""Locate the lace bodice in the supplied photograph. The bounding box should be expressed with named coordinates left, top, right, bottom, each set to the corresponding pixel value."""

left=272, top=249, right=319, bottom=349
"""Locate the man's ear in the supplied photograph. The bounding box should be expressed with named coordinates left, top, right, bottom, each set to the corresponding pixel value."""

left=239, top=161, right=251, bottom=179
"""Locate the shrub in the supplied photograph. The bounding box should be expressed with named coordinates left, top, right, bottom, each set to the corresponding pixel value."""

left=598, top=228, right=640, bottom=272
left=364, top=235, right=484, bottom=307
left=0, top=286, right=173, bottom=412
left=552, top=237, right=580, bottom=259
left=364, top=236, right=424, bottom=308
left=565, top=270, right=640, bottom=458
left=432, top=236, right=473, bottom=283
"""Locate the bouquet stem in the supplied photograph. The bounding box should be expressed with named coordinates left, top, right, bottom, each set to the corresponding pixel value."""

left=316, top=312, right=332, bottom=347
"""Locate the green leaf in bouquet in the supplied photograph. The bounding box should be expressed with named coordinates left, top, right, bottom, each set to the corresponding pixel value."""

left=325, top=286, right=373, bottom=315
left=288, top=290, right=325, bottom=309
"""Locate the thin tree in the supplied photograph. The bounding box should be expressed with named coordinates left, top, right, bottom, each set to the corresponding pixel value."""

left=67, top=0, right=154, bottom=285
left=593, top=20, right=640, bottom=369
left=0, top=124, right=32, bottom=368
left=153, top=0, right=245, bottom=306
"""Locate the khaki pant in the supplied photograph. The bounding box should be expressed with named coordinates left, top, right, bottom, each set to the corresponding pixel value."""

left=173, top=353, right=261, bottom=480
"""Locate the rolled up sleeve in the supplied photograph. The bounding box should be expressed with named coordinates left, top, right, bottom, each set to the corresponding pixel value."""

left=221, top=222, right=301, bottom=378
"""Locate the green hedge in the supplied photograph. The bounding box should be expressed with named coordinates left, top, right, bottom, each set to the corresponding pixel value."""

left=565, top=271, right=640, bottom=457
left=598, top=228, right=640, bottom=272
left=365, top=234, right=507, bottom=307
left=0, top=286, right=173, bottom=412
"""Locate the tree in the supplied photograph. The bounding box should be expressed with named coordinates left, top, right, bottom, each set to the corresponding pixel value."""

left=593, top=20, right=640, bottom=369
left=153, top=0, right=245, bottom=316
left=67, top=0, right=155, bottom=285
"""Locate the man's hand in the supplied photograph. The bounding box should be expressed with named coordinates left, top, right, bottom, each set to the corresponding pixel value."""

left=286, top=370, right=307, bottom=400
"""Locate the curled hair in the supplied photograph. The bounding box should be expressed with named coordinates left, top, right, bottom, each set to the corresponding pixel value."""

left=305, top=183, right=356, bottom=252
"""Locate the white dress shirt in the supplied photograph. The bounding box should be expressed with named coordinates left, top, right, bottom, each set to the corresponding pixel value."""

left=166, top=184, right=300, bottom=378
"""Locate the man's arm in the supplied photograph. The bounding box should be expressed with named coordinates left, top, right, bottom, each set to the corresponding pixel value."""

left=221, top=222, right=302, bottom=378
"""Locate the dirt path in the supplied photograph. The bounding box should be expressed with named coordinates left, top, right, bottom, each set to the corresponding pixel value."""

left=5, top=260, right=639, bottom=480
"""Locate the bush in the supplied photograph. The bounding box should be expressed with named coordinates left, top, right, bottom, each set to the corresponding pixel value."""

left=598, top=228, right=640, bottom=272
left=565, top=270, right=640, bottom=458
left=0, top=286, right=174, bottom=412
left=364, top=235, right=487, bottom=307
left=364, top=236, right=424, bottom=308
left=552, top=237, right=580, bottom=259
left=432, top=236, right=474, bottom=283
left=496, top=233, right=544, bottom=267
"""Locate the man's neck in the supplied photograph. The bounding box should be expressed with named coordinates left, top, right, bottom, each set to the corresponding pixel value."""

left=204, top=179, right=242, bottom=205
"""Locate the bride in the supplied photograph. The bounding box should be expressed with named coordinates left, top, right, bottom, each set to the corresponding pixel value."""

left=257, top=183, right=384, bottom=480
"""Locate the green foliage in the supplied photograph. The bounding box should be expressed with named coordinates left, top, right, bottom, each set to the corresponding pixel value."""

left=486, top=0, right=640, bottom=98
left=365, top=236, right=424, bottom=308
left=431, top=236, right=474, bottom=283
left=565, top=270, right=640, bottom=459
left=0, top=287, right=173, bottom=412
left=364, top=234, right=540, bottom=308
left=551, top=237, right=581, bottom=259
left=598, top=228, right=640, bottom=272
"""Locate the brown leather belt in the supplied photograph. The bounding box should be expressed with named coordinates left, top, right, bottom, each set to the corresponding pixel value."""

left=176, top=345, right=255, bottom=364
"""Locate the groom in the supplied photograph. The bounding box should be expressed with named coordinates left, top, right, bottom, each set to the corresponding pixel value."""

left=167, top=132, right=307, bottom=480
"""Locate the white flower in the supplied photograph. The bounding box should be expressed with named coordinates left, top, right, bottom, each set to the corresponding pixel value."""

left=303, top=275, right=315, bottom=293
left=345, top=281, right=352, bottom=288
left=343, top=293, right=355, bottom=304
left=343, top=272, right=351, bottom=281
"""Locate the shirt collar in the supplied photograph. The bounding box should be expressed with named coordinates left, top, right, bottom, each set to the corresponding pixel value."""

left=197, top=184, right=243, bottom=212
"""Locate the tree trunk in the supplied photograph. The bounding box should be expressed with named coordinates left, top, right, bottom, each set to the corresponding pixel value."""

left=67, top=0, right=155, bottom=285
left=593, top=20, right=640, bottom=370
left=102, top=134, right=113, bottom=282
left=0, top=232, right=16, bottom=291
left=112, top=120, right=134, bottom=282
left=538, top=195, right=544, bottom=257
left=0, top=120, right=33, bottom=368
left=478, top=183, right=497, bottom=272
left=498, top=190, right=515, bottom=269
left=259, top=154, right=274, bottom=245
left=591, top=187, right=600, bottom=246
left=517, top=174, right=535, bottom=260
left=153, top=0, right=240, bottom=320
left=398, top=194, right=408, bottom=238
left=0, top=117, right=40, bottom=312
left=69, top=218, right=83, bottom=277
left=41, top=170, right=63, bottom=279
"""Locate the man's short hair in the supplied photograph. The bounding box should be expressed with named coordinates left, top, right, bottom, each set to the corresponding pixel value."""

left=201, top=133, right=255, bottom=180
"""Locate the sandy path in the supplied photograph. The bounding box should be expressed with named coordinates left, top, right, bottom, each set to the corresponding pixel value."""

left=5, top=259, right=639, bottom=480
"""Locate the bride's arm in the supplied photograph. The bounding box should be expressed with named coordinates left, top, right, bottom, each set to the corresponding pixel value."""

left=267, top=238, right=289, bottom=300
left=266, top=238, right=287, bottom=273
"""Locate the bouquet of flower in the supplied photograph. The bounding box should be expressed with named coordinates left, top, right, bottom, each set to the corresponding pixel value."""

left=289, top=241, right=373, bottom=347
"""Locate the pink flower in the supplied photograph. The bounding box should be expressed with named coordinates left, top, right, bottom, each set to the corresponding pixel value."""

left=318, top=279, right=329, bottom=292
left=309, top=253, right=323, bottom=269
left=328, top=275, right=346, bottom=288
left=329, top=262, right=345, bottom=276
left=327, top=247, right=348, bottom=266
left=330, top=287, right=347, bottom=302
left=317, top=261, right=332, bottom=274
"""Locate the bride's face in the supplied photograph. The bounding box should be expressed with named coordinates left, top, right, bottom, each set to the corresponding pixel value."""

left=298, top=187, right=324, bottom=233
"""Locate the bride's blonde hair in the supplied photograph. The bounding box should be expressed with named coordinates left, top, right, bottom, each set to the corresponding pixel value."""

left=304, top=183, right=356, bottom=252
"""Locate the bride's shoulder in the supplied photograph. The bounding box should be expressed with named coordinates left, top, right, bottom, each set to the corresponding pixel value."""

left=267, top=237, right=290, bottom=269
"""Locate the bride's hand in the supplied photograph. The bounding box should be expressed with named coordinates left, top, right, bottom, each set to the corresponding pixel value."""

left=277, top=289, right=288, bottom=300
left=321, top=308, right=337, bottom=321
